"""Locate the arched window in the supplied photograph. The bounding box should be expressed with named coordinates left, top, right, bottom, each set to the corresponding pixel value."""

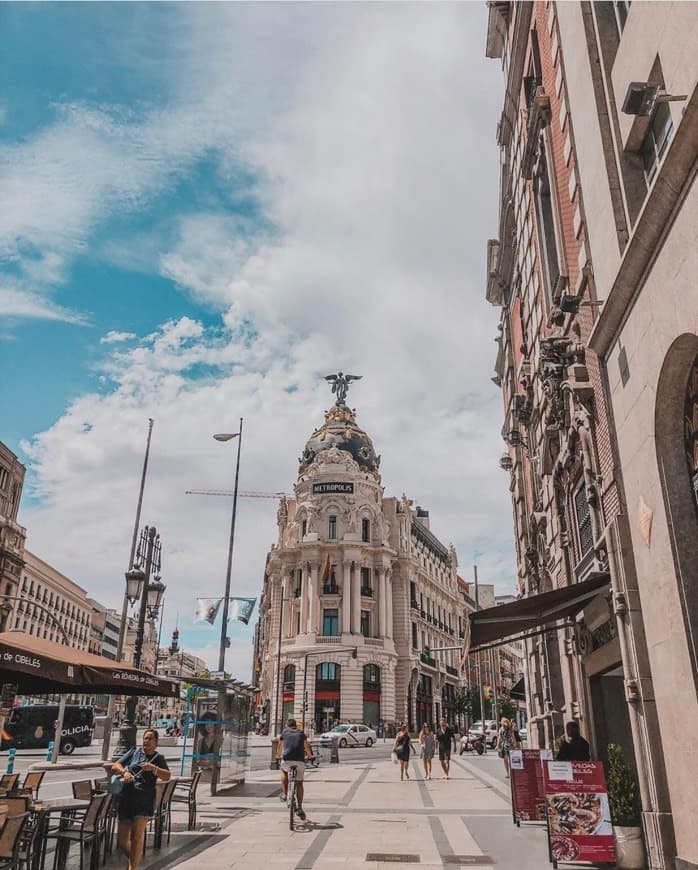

left=283, top=664, right=296, bottom=686
left=363, top=664, right=380, bottom=686
left=316, top=662, right=340, bottom=682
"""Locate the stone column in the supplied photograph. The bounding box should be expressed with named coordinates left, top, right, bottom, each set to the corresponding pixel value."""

left=309, top=561, right=319, bottom=636
left=386, top=572, right=394, bottom=639
left=378, top=568, right=387, bottom=637
left=281, top=574, right=289, bottom=638
left=351, top=562, right=361, bottom=634
left=299, top=564, right=309, bottom=634
left=341, top=561, right=351, bottom=634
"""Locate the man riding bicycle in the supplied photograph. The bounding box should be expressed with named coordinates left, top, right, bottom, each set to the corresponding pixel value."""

left=276, top=718, right=314, bottom=821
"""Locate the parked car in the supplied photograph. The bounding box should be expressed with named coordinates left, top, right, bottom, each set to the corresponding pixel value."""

left=467, top=720, right=498, bottom=748
left=1, top=704, right=95, bottom=755
left=319, top=723, right=377, bottom=748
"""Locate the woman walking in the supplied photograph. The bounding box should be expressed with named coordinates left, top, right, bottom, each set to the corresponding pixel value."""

left=112, top=728, right=171, bottom=869
left=393, top=724, right=412, bottom=781
left=419, top=724, right=435, bottom=780
left=495, top=717, right=518, bottom=778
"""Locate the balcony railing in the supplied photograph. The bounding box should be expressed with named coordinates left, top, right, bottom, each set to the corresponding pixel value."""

left=294, top=588, right=301, bottom=598
left=421, top=655, right=437, bottom=669
left=446, top=665, right=458, bottom=676
left=410, top=600, right=419, bottom=610
left=321, top=584, right=340, bottom=595
left=316, top=635, right=341, bottom=643
left=360, top=587, right=373, bottom=598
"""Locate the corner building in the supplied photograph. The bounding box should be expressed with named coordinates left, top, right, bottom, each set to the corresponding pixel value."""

left=254, top=398, right=467, bottom=735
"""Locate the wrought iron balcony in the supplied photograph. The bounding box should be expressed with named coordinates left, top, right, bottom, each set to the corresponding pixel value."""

left=410, top=600, right=419, bottom=610
left=446, top=665, right=458, bottom=677
left=360, top=587, right=373, bottom=598
left=321, top=584, right=339, bottom=595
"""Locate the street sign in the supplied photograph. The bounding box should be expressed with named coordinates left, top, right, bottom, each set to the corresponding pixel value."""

left=210, top=671, right=225, bottom=681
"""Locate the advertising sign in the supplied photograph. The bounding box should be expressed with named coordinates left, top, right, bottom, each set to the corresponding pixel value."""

left=544, top=761, right=615, bottom=866
left=510, top=748, right=552, bottom=824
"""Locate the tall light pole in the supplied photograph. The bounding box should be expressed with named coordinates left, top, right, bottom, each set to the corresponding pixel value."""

left=211, top=418, right=243, bottom=795
left=103, top=418, right=154, bottom=761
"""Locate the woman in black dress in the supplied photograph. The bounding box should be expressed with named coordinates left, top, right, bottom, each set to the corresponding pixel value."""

left=112, top=728, right=171, bottom=869
left=393, top=724, right=412, bottom=781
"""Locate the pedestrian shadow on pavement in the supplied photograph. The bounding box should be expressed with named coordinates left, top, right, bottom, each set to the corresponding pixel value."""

left=293, top=820, right=344, bottom=833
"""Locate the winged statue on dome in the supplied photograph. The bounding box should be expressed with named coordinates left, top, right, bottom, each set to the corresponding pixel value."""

left=325, top=372, right=362, bottom=405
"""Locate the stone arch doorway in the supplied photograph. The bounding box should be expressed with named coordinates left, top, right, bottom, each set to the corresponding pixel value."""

left=314, top=662, right=341, bottom=733
left=655, top=333, right=698, bottom=687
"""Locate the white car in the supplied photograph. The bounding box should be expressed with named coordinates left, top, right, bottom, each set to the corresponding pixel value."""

left=319, top=723, right=377, bottom=748
left=467, top=719, right=498, bottom=748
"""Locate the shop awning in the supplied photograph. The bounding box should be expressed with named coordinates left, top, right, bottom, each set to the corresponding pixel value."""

left=509, top=677, right=526, bottom=701
left=469, top=572, right=610, bottom=650
left=0, top=632, right=179, bottom=697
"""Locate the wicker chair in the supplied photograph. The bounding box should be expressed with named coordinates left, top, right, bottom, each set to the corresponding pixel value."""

left=0, top=813, right=31, bottom=870
left=169, top=770, right=202, bottom=830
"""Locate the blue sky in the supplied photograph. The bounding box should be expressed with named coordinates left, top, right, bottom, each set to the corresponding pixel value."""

left=0, top=3, right=510, bottom=674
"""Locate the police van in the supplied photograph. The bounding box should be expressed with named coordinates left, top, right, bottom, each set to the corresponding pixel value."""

left=1, top=705, right=95, bottom=754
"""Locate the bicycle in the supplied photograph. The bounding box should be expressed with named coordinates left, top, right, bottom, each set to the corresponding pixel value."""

left=288, top=764, right=299, bottom=830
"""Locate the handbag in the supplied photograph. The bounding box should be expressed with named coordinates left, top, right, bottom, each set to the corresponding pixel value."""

left=391, top=750, right=398, bottom=765
left=107, top=774, right=125, bottom=796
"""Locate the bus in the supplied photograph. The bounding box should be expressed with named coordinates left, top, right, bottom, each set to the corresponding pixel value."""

left=1, top=704, right=95, bottom=754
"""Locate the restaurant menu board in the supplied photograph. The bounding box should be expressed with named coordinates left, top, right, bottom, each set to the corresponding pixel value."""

left=510, top=748, right=553, bottom=822
left=544, top=761, right=615, bottom=866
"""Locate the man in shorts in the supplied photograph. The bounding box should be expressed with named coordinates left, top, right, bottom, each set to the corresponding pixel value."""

left=276, top=718, right=314, bottom=821
left=435, top=718, right=456, bottom=779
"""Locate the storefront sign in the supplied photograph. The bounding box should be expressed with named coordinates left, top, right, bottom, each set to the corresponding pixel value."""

left=510, top=748, right=552, bottom=823
left=312, top=482, right=354, bottom=494
left=544, top=761, right=615, bottom=866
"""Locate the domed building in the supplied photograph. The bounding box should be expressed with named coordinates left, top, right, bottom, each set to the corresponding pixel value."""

left=253, top=379, right=470, bottom=735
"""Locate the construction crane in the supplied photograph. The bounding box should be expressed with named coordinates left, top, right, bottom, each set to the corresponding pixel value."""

left=185, top=489, right=292, bottom=499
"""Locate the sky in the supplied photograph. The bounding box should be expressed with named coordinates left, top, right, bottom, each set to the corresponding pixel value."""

left=0, top=2, right=509, bottom=679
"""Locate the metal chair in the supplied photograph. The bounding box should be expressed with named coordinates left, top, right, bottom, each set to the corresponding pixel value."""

left=46, top=793, right=106, bottom=870
left=0, top=813, right=31, bottom=870
left=71, top=782, right=92, bottom=802
left=0, top=777, right=19, bottom=795
left=154, top=780, right=177, bottom=847
left=143, top=782, right=166, bottom=854
left=19, top=773, right=44, bottom=801
left=170, top=770, right=202, bottom=830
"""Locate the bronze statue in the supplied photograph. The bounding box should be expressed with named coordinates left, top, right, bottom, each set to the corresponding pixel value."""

left=325, top=372, right=362, bottom=405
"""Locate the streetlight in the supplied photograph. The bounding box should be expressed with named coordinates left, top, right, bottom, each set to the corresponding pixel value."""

left=113, top=525, right=165, bottom=755
left=211, top=419, right=243, bottom=795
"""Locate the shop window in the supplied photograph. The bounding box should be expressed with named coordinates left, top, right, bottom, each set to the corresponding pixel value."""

left=328, top=515, right=337, bottom=540
left=641, top=101, right=674, bottom=184
left=573, top=482, right=594, bottom=560
left=317, top=662, right=339, bottom=682
left=362, top=518, right=371, bottom=543
left=322, top=608, right=339, bottom=637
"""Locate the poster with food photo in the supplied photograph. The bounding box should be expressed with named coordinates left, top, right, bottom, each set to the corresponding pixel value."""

left=543, top=761, right=615, bottom=866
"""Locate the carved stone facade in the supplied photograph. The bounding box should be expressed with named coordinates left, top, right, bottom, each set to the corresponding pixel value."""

left=253, top=402, right=468, bottom=735
left=0, top=441, right=27, bottom=632
left=485, top=3, right=681, bottom=868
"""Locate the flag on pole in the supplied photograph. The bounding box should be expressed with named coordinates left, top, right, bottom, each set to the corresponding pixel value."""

left=320, top=554, right=332, bottom=586
left=227, top=597, right=257, bottom=625
left=194, top=598, right=223, bottom=625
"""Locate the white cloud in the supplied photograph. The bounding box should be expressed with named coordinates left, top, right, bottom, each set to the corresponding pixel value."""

left=15, top=4, right=514, bottom=671
left=0, top=285, right=88, bottom=324
left=100, top=330, right=137, bottom=344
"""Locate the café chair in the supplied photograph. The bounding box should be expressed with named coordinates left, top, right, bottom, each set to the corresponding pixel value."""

left=170, top=770, right=202, bottom=830
left=0, top=813, right=31, bottom=870
left=20, top=772, right=44, bottom=801
left=143, top=782, right=166, bottom=854
left=46, top=792, right=106, bottom=870
left=71, top=782, right=92, bottom=802
left=2, top=797, right=30, bottom=818
left=0, top=778, right=19, bottom=795
left=154, top=780, right=177, bottom=847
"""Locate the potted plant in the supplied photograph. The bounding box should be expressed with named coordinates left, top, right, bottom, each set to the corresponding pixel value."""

left=607, top=743, right=646, bottom=869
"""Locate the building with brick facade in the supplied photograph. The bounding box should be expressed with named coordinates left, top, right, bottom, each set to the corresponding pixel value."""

left=484, top=3, right=697, bottom=868
left=253, top=389, right=468, bottom=736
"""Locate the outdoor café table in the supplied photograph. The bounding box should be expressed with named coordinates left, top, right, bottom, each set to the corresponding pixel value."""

left=30, top=797, right=90, bottom=870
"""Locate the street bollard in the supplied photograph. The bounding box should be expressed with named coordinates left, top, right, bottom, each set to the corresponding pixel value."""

left=330, top=736, right=339, bottom=764
left=6, top=748, right=16, bottom=773
left=46, top=741, right=54, bottom=761
left=270, top=737, right=280, bottom=770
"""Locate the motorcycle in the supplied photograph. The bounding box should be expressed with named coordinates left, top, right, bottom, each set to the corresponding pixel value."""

left=459, top=733, right=485, bottom=755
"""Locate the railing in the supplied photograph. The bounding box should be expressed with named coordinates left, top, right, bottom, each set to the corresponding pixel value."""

left=410, top=600, right=419, bottom=610
left=316, top=635, right=341, bottom=643
left=446, top=665, right=458, bottom=676
left=365, top=638, right=383, bottom=647
left=321, top=585, right=340, bottom=595
left=360, top=588, right=373, bottom=598
left=294, top=588, right=301, bottom=598
left=421, top=655, right=437, bottom=668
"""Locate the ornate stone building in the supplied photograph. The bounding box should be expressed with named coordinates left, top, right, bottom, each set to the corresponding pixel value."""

left=485, top=3, right=696, bottom=868
left=0, top=441, right=27, bottom=632
left=254, top=385, right=467, bottom=735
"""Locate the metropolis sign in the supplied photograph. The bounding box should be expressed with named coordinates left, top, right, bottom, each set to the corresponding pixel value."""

left=313, top=482, right=354, bottom=494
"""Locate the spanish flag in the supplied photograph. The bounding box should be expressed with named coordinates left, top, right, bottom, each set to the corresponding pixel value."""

left=320, top=554, right=332, bottom=585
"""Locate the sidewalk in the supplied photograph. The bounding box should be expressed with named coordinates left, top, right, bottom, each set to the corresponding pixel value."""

left=154, top=752, right=553, bottom=870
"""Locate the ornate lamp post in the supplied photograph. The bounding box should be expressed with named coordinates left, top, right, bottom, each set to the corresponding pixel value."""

left=113, top=525, right=165, bottom=756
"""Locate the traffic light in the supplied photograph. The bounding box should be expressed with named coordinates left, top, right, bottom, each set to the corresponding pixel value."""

left=420, top=645, right=431, bottom=664
left=483, top=685, right=492, bottom=701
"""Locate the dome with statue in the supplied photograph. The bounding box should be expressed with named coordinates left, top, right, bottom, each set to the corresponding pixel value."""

left=298, top=373, right=381, bottom=477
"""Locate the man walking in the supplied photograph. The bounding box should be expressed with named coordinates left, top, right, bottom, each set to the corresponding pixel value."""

left=556, top=721, right=591, bottom=761
left=275, top=718, right=314, bottom=821
left=435, top=719, right=456, bottom=779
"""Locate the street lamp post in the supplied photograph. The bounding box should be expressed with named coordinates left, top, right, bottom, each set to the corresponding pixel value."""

left=113, top=526, right=165, bottom=756
left=211, top=419, right=243, bottom=795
